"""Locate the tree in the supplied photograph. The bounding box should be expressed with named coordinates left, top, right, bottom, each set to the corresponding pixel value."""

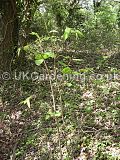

left=0, top=0, right=18, bottom=72
left=0, top=0, right=37, bottom=72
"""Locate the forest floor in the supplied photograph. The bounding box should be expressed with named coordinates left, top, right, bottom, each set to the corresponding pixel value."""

left=0, top=50, right=120, bottom=160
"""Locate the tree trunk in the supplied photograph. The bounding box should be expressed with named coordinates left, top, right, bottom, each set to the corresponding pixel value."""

left=0, top=0, right=18, bottom=72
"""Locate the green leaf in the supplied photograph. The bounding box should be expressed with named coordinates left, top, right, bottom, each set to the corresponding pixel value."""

left=85, top=106, right=93, bottom=113
left=73, top=58, right=84, bottom=62
left=66, top=83, right=72, bottom=87
left=72, top=71, right=79, bottom=75
left=75, top=29, right=84, bottom=37
left=49, top=30, right=58, bottom=34
left=17, top=48, right=21, bottom=56
left=44, top=52, right=55, bottom=59
left=35, top=59, right=44, bottom=65
left=54, top=111, right=62, bottom=117
left=62, top=67, right=72, bottom=74
left=63, top=27, right=71, bottom=41
left=35, top=52, right=55, bottom=61
left=45, top=114, right=50, bottom=120
left=71, top=29, right=84, bottom=39
left=23, top=45, right=29, bottom=51
left=35, top=54, right=43, bottom=60
left=79, top=68, right=93, bottom=73
left=20, top=96, right=32, bottom=108
left=30, top=32, right=40, bottom=39
left=45, top=111, right=61, bottom=120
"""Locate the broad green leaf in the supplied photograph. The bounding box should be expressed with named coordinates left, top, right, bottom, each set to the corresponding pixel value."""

left=45, top=114, right=51, bottom=120
left=35, top=54, right=43, bottom=60
left=35, top=59, right=44, bottom=65
left=62, top=67, right=72, bottom=74
left=63, top=27, right=71, bottom=41
left=44, top=52, right=55, bottom=59
left=35, top=52, right=55, bottom=61
left=66, top=83, right=72, bottom=87
left=72, top=71, right=79, bottom=75
left=23, top=45, right=29, bottom=51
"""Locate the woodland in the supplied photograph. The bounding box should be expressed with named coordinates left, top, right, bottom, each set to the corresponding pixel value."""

left=0, top=0, right=120, bottom=159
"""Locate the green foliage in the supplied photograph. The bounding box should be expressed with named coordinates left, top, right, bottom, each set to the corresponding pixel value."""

left=20, top=96, right=33, bottom=108
left=62, top=67, right=72, bottom=74
left=35, top=52, right=55, bottom=65
left=62, top=27, right=84, bottom=41
left=46, top=111, right=62, bottom=120
left=63, top=27, right=71, bottom=41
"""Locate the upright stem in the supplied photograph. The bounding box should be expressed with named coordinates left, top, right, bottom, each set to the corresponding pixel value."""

left=43, top=60, right=63, bottom=160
